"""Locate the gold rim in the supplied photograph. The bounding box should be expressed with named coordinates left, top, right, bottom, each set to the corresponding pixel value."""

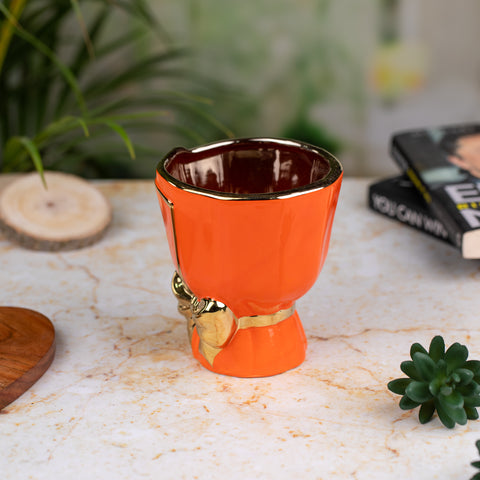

left=155, top=137, right=343, bottom=201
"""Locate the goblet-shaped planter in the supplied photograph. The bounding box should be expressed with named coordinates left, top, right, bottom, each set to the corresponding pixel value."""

left=155, top=138, right=342, bottom=377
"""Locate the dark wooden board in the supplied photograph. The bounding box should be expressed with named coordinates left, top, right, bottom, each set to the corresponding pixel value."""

left=0, top=307, right=55, bottom=410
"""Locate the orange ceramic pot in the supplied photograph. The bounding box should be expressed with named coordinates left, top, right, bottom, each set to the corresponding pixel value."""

left=155, top=138, right=342, bottom=377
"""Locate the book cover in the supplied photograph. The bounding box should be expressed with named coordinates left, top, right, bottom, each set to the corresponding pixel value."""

left=391, top=123, right=480, bottom=258
left=368, top=175, right=451, bottom=245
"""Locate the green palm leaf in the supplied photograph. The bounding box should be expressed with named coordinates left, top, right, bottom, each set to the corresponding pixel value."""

left=0, top=2, right=86, bottom=113
left=0, top=0, right=230, bottom=177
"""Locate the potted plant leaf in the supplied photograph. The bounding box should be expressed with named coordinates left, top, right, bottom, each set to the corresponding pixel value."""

left=0, top=0, right=231, bottom=250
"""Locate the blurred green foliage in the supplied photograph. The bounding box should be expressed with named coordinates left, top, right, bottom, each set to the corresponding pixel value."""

left=175, top=0, right=367, bottom=155
left=0, top=0, right=232, bottom=178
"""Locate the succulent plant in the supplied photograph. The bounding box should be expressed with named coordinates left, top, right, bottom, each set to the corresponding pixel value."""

left=388, top=336, right=480, bottom=428
left=471, top=440, right=480, bottom=480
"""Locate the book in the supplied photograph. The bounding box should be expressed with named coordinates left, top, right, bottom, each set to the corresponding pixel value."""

left=368, top=175, right=451, bottom=245
left=391, top=123, right=480, bottom=258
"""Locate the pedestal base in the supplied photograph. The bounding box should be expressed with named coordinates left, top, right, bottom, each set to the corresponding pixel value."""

left=191, top=310, right=307, bottom=377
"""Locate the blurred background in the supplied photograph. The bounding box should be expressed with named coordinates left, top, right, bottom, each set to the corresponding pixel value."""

left=1, top=0, right=480, bottom=178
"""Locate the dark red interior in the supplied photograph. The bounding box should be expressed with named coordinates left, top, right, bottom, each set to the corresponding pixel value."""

left=165, top=140, right=331, bottom=194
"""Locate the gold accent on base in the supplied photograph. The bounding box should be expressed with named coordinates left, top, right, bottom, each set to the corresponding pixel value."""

left=237, top=309, right=294, bottom=330
left=171, top=272, right=295, bottom=366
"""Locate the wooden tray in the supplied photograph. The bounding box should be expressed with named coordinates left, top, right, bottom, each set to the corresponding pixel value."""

left=0, top=307, right=55, bottom=410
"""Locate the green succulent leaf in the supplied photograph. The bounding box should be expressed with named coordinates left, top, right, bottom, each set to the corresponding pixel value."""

left=412, top=352, right=437, bottom=381
left=470, top=473, right=480, bottom=480
left=406, top=380, right=433, bottom=403
left=451, top=372, right=461, bottom=383
left=387, top=378, right=411, bottom=395
left=418, top=400, right=435, bottom=424
left=429, top=378, right=441, bottom=396
left=437, top=358, right=448, bottom=374
left=476, top=439, right=480, bottom=454
left=456, top=368, right=475, bottom=386
left=472, top=461, right=480, bottom=469
left=438, top=395, right=467, bottom=425
left=440, top=390, right=464, bottom=409
left=400, top=360, right=421, bottom=381
left=440, top=385, right=453, bottom=397
left=464, top=396, right=480, bottom=408
left=435, top=399, right=456, bottom=428
left=445, top=342, right=469, bottom=372
left=428, top=335, right=445, bottom=362
left=465, top=360, right=480, bottom=376
left=458, top=381, right=480, bottom=397
left=466, top=406, right=479, bottom=420
left=410, top=342, right=428, bottom=360
left=450, top=407, right=468, bottom=425
left=399, top=395, right=420, bottom=411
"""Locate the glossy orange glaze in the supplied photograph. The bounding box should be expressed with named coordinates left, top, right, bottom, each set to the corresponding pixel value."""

left=155, top=139, right=342, bottom=377
left=191, top=310, right=306, bottom=377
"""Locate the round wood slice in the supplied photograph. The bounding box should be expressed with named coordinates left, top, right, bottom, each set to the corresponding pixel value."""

left=0, top=307, right=55, bottom=410
left=0, top=171, right=112, bottom=251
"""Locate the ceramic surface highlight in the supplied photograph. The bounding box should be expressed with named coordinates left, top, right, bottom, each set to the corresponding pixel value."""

left=155, top=138, right=343, bottom=377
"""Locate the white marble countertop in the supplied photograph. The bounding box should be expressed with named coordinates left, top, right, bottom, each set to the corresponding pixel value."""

left=1, top=177, right=480, bottom=480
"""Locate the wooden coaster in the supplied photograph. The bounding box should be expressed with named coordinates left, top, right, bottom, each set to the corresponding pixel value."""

left=0, top=171, right=112, bottom=251
left=0, top=307, right=55, bottom=410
